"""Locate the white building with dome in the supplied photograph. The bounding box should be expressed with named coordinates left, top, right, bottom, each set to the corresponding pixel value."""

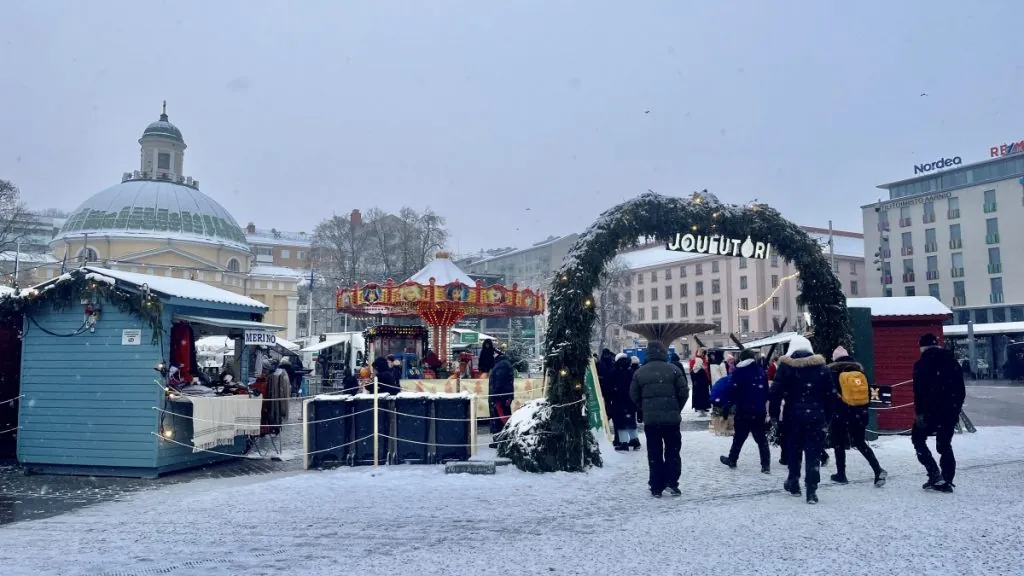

left=40, top=103, right=300, bottom=337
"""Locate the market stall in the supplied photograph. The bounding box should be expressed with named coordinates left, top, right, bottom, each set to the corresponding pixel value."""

left=3, top=266, right=279, bottom=478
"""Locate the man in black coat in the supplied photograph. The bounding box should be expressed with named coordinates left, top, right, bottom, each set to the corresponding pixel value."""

left=371, top=356, right=401, bottom=394
left=630, top=341, right=689, bottom=498
left=769, top=335, right=834, bottom=505
left=488, top=352, right=515, bottom=435
left=912, top=333, right=966, bottom=493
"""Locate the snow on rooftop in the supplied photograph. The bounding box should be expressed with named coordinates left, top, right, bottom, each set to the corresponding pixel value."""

left=617, top=245, right=704, bottom=269
left=0, top=251, right=58, bottom=263
left=407, top=256, right=475, bottom=285
left=250, top=264, right=306, bottom=279
left=847, top=296, right=951, bottom=317
left=83, top=266, right=267, bottom=309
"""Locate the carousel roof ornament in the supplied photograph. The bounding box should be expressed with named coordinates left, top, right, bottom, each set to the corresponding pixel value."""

left=407, top=251, right=475, bottom=286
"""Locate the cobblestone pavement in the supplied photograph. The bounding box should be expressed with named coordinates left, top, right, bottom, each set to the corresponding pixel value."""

left=0, top=401, right=306, bottom=527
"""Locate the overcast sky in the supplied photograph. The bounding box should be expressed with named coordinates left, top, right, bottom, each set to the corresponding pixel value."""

left=1, top=0, right=1022, bottom=253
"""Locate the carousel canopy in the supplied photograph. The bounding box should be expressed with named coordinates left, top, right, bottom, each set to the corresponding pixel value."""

left=623, top=322, right=716, bottom=346
left=335, top=252, right=545, bottom=321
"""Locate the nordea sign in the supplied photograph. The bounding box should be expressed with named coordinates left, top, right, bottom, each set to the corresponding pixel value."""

left=666, top=233, right=772, bottom=259
left=914, top=156, right=961, bottom=175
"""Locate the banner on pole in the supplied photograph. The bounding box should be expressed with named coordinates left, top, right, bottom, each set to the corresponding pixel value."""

left=584, top=357, right=613, bottom=441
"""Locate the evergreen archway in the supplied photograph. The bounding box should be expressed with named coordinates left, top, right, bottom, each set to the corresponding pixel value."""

left=498, top=191, right=851, bottom=473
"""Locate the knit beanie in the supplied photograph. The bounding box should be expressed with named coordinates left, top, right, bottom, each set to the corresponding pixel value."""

left=831, top=346, right=849, bottom=361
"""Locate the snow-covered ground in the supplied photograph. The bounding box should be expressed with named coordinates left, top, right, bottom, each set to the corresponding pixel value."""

left=4, top=427, right=1024, bottom=576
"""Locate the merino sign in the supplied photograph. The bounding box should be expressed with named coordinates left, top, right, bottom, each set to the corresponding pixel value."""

left=244, top=330, right=277, bottom=347
left=666, top=233, right=772, bottom=259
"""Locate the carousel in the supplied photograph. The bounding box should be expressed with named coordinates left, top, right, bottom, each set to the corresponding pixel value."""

left=336, top=252, right=545, bottom=369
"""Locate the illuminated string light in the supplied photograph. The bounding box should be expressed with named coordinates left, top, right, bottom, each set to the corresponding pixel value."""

left=737, top=271, right=801, bottom=313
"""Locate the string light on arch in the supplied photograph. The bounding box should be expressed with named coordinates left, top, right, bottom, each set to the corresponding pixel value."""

left=738, top=271, right=801, bottom=313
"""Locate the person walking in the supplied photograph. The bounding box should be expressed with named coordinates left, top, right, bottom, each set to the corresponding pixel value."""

left=630, top=341, right=689, bottom=498
left=720, top=348, right=772, bottom=473
left=477, top=339, right=496, bottom=376
left=689, top=349, right=712, bottom=415
left=769, top=335, right=834, bottom=504
left=610, top=353, right=641, bottom=451
left=912, top=333, right=966, bottom=493
left=827, top=346, right=887, bottom=487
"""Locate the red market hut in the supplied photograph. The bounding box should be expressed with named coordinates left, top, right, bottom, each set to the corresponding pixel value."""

left=846, top=296, right=952, bottom=433
left=335, top=252, right=545, bottom=368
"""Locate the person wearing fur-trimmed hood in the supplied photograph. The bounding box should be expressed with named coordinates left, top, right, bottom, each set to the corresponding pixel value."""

left=720, top=348, right=772, bottom=473
left=827, top=346, right=887, bottom=487
left=689, top=349, right=712, bottom=415
left=610, top=353, right=641, bottom=451
left=769, top=335, right=835, bottom=504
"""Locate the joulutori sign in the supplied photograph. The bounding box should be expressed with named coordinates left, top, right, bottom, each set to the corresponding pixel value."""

left=666, top=233, right=772, bottom=259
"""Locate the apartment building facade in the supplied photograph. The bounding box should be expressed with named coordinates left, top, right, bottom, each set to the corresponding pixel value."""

left=863, top=145, right=1024, bottom=326
left=609, top=227, right=865, bottom=354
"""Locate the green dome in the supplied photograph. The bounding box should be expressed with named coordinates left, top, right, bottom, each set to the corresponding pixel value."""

left=141, top=111, right=185, bottom=145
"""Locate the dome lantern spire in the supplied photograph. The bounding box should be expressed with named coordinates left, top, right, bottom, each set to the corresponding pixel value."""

left=160, top=100, right=168, bottom=122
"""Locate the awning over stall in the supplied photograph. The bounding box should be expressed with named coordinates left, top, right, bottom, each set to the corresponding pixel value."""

left=740, top=331, right=800, bottom=349
left=299, top=338, right=345, bottom=353
left=173, top=315, right=284, bottom=332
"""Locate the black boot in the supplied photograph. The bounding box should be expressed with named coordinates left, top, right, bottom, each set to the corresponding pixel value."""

left=874, top=469, right=888, bottom=488
left=629, top=438, right=642, bottom=450
left=784, top=478, right=801, bottom=496
left=719, top=455, right=737, bottom=469
left=806, top=489, right=819, bottom=505
left=830, top=472, right=849, bottom=484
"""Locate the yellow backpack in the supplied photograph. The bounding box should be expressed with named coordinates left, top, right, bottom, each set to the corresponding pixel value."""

left=838, top=371, right=869, bottom=407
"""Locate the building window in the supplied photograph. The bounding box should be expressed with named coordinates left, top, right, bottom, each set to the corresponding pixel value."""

left=740, top=317, right=750, bottom=333
left=298, top=251, right=306, bottom=260
left=905, top=286, right=916, bottom=296
left=991, top=277, right=1004, bottom=302
left=651, top=306, right=660, bottom=320
left=953, top=280, right=966, bottom=301
left=850, top=281, right=858, bottom=296
left=711, top=279, right=721, bottom=294
left=739, top=297, right=749, bottom=310
left=650, top=271, right=658, bottom=282
left=951, top=252, right=964, bottom=271
left=77, top=247, right=99, bottom=262
left=740, top=275, right=748, bottom=290
left=651, top=287, right=658, bottom=301
left=695, top=263, right=703, bottom=276
left=711, top=260, right=719, bottom=273
left=993, top=307, right=1007, bottom=323
left=988, top=247, right=1001, bottom=273
left=901, top=231, right=912, bottom=249
left=949, top=223, right=961, bottom=241
left=903, top=258, right=914, bottom=275
left=923, top=200, right=935, bottom=220
left=712, top=299, right=722, bottom=315
left=281, top=249, right=290, bottom=259
left=637, top=273, right=644, bottom=285
left=771, top=274, right=779, bottom=288
left=738, top=257, right=747, bottom=269
left=624, top=291, right=631, bottom=304
left=157, top=152, right=170, bottom=170
left=928, top=283, right=940, bottom=299
left=665, top=304, right=674, bottom=319
left=986, top=218, right=1000, bottom=243
left=680, top=283, right=688, bottom=297
left=926, top=255, right=938, bottom=275
left=695, top=281, right=704, bottom=296
left=983, top=189, right=997, bottom=212
left=227, top=258, right=241, bottom=272
left=772, top=296, right=780, bottom=310
left=712, top=320, right=722, bottom=333
left=637, top=289, right=644, bottom=303
left=680, top=265, right=687, bottom=277
left=696, top=301, right=705, bottom=316
left=900, top=205, right=911, bottom=220
left=637, top=308, right=645, bottom=321
left=884, top=287, right=893, bottom=297
left=665, top=285, right=673, bottom=299
left=681, top=303, right=689, bottom=317
left=850, top=262, right=857, bottom=275
left=770, top=254, right=779, bottom=267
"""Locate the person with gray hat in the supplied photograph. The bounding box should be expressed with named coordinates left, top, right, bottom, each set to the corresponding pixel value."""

left=630, top=340, right=689, bottom=498
left=912, top=333, right=965, bottom=493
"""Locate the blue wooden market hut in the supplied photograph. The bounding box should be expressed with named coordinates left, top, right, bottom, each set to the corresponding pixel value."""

left=1, top=266, right=281, bottom=477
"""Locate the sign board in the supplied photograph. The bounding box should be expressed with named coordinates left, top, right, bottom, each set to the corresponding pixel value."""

left=460, top=331, right=479, bottom=344
left=914, top=156, right=961, bottom=175
left=121, top=329, right=142, bottom=346
left=990, top=140, right=1024, bottom=158
left=244, top=330, right=277, bottom=347
left=667, top=233, right=771, bottom=259
left=583, top=357, right=612, bottom=440
left=869, top=385, right=892, bottom=406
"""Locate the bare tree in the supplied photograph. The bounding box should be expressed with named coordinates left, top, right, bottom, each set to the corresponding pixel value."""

left=0, top=179, right=27, bottom=254
left=415, top=208, right=449, bottom=267
left=396, top=207, right=422, bottom=279
left=36, top=207, right=69, bottom=218
left=593, top=256, right=633, bottom=351
left=364, top=207, right=399, bottom=281
left=311, top=212, right=371, bottom=285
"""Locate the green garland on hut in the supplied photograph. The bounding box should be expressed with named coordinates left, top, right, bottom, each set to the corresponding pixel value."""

left=497, top=191, right=851, bottom=473
left=0, top=268, right=164, bottom=344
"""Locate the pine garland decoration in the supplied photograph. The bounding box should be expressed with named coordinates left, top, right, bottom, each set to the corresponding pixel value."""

left=502, top=191, right=851, bottom=473
left=0, top=268, right=164, bottom=344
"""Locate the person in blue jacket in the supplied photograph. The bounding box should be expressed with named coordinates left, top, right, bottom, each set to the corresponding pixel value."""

left=720, top=348, right=772, bottom=473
